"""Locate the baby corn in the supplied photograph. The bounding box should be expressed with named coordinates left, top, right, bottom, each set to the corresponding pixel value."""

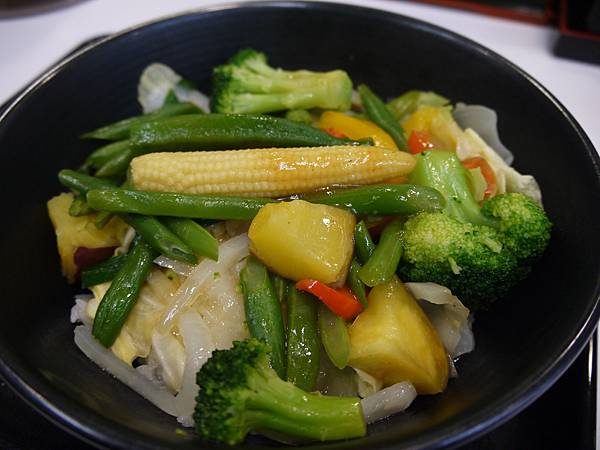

left=130, top=146, right=415, bottom=198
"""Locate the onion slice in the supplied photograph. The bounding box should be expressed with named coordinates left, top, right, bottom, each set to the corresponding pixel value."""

left=453, top=103, right=513, bottom=164
left=174, top=311, right=215, bottom=424
left=361, top=381, right=417, bottom=424
left=158, top=234, right=249, bottom=333
left=154, top=255, right=194, bottom=277
left=74, top=325, right=178, bottom=416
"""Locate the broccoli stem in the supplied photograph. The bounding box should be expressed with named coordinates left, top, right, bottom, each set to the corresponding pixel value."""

left=244, top=373, right=366, bottom=441
left=409, top=150, right=499, bottom=228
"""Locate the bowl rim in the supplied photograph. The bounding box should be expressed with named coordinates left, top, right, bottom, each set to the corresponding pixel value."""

left=0, top=1, right=599, bottom=449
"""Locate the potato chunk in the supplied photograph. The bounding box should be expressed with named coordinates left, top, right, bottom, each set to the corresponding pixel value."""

left=47, top=193, right=128, bottom=282
left=248, top=200, right=355, bottom=285
left=348, top=276, right=448, bottom=394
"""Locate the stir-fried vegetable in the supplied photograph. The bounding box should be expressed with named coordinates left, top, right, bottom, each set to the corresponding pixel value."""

left=317, top=303, right=351, bottom=370
left=92, top=237, right=158, bottom=347
left=240, top=255, right=286, bottom=378
left=47, top=192, right=128, bottom=282
left=348, top=276, right=449, bottom=394
left=81, top=253, right=127, bottom=288
left=162, top=217, right=219, bottom=261
left=318, top=110, right=398, bottom=149
left=248, top=200, right=355, bottom=285
left=211, top=49, right=353, bottom=114
left=399, top=152, right=551, bottom=309
left=130, top=145, right=414, bottom=198
left=296, top=279, right=363, bottom=320
left=358, top=84, right=409, bottom=151
left=194, top=339, right=365, bottom=445
left=82, top=102, right=203, bottom=141
left=87, top=189, right=273, bottom=220
left=359, top=219, right=404, bottom=287
left=305, top=184, right=444, bottom=216
left=285, top=286, right=320, bottom=392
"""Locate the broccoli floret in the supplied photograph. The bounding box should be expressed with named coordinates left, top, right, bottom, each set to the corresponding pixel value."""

left=399, top=151, right=551, bottom=310
left=398, top=212, right=522, bottom=309
left=194, top=339, right=365, bottom=445
left=211, top=49, right=353, bottom=114
left=409, top=150, right=499, bottom=228
left=482, top=192, right=551, bottom=263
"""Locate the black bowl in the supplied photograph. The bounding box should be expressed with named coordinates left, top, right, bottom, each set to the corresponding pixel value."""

left=0, top=2, right=599, bottom=449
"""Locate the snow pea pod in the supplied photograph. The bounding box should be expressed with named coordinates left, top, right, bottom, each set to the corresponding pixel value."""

left=317, top=303, right=351, bottom=370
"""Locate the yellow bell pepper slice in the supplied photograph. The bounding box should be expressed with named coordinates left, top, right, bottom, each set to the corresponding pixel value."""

left=319, top=111, right=398, bottom=150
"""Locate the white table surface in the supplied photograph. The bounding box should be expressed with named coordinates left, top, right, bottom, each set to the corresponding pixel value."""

left=1, top=0, right=599, bottom=445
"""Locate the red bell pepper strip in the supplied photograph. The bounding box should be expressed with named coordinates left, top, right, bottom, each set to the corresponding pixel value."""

left=323, top=128, right=349, bottom=139
left=461, top=156, right=497, bottom=200
left=407, top=130, right=435, bottom=154
left=295, top=279, right=363, bottom=321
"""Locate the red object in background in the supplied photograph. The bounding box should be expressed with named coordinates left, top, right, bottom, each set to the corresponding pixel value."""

left=408, top=0, right=556, bottom=25
left=554, top=0, right=600, bottom=65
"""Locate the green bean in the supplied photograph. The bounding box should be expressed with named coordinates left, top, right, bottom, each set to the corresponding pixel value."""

left=317, top=303, right=351, bottom=370
left=92, top=237, right=157, bottom=347
left=130, top=113, right=361, bottom=153
left=270, top=274, right=288, bottom=304
left=348, top=259, right=368, bottom=307
left=270, top=273, right=288, bottom=329
left=82, top=140, right=130, bottom=172
left=122, top=214, right=197, bottom=265
left=94, top=210, right=113, bottom=229
left=95, top=145, right=134, bottom=177
left=359, top=219, right=404, bottom=287
left=286, top=285, right=320, bottom=391
left=81, top=253, right=127, bottom=288
left=86, top=189, right=274, bottom=221
left=240, top=256, right=286, bottom=379
left=354, top=221, right=375, bottom=264
left=162, top=217, right=218, bottom=261
left=82, top=103, right=203, bottom=141
left=68, top=193, right=93, bottom=216
left=94, top=179, right=133, bottom=229
left=358, top=84, right=409, bottom=152
left=58, top=169, right=117, bottom=194
left=306, top=184, right=444, bottom=217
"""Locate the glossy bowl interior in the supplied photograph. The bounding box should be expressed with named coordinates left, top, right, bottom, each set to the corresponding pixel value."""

left=0, top=2, right=599, bottom=449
